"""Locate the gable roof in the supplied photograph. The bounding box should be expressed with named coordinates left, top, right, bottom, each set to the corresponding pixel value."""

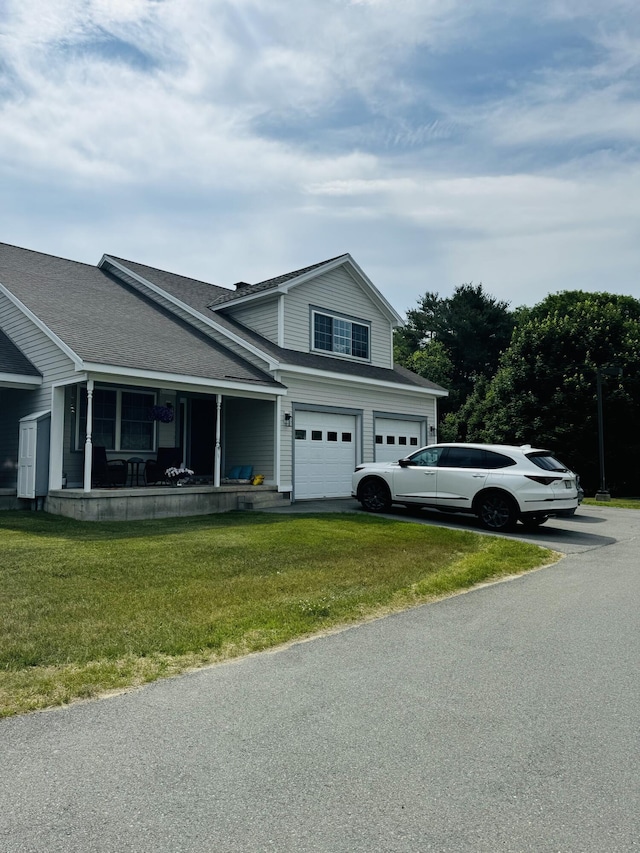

left=208, top=254, right=404, bottom=325
left=210, top=256, right=347, bottom=306
left=102, top=256, right=444, bottom=394
left=0, top=243, right=281, bottom=390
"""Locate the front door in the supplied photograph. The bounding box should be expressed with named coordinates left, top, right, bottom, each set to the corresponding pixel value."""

left=189, top=398, right=217, bottom=477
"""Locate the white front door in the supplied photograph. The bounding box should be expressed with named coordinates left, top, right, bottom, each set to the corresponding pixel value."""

left=294, top=411, right=356, bottom=499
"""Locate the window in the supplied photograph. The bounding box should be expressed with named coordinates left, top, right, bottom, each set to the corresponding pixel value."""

left=407, top=447, right=443, bottom=467
left=295, top=429, right=307, bottom=440
left=78, top=387, right=156, bottom=452
left=441, top=447, right=487, bottom=468
left=313, top=311, right=370, bottom=360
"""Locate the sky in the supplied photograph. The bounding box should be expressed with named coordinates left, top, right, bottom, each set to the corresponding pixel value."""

left=1, top=0, right=640, bottom=316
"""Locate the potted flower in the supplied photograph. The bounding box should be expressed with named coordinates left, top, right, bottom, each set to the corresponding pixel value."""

left=149, top=404, right=174, bottom=423
left=165, top=466, right=194, bottom=486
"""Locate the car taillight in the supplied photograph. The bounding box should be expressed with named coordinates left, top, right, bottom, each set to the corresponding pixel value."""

left=525, top=475, right=562, bottom=485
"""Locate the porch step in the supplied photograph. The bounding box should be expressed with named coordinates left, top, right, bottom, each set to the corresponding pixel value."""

left=236, top=490, right=291, bottom=511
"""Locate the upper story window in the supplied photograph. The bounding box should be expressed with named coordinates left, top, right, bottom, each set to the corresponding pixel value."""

left=312, top=310, right=370, bottom=360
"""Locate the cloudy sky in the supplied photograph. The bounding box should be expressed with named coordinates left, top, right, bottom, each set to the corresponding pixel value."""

left=1, top=0, right=639, bottom=315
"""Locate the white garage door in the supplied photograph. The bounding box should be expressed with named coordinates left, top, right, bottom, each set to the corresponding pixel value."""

left=294, top=411, right=356, bottom=499
left=375, top=417, right=423, bottom=462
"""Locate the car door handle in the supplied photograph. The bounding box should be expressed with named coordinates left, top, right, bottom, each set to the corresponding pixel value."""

left=471, top=474, right=485, bottom=478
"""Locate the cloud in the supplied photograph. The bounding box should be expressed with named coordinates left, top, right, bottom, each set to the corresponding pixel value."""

left=0, top=0, right=639, bottom=311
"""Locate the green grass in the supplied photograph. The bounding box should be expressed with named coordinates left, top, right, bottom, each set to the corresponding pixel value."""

left=583, top=497, right=640, bottom=509
left=0, top=510, right=555, bottom=718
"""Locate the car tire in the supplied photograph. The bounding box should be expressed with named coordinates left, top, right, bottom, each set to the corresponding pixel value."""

left=359, top=478, right=392, bottom=513
left=520, top=514, right=548, bottom=529
left=476, top=491, right=518, bottom=532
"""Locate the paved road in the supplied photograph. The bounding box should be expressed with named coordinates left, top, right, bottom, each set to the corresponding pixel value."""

left=1, top=505, right=638, bottom=852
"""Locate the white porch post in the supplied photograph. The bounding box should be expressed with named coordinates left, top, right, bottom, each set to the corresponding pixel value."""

left=214, top=394, right=222, bottom=487
left=83, top=379, right=94, bottom=492
left=48, top=385, right=65, bottom=490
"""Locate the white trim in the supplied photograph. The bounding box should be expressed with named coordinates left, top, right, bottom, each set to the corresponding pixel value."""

left=100, top=256, right=281, bottom=370
left=0, top=281, right=84, bottom=368
left=277, top=293, right=285, bottom=348
left=0, top=373, right=42, bottom=388
left=49, top=385, right=65, bottom=491
left=80, top=362, right=286, bottom=396
left=281, top=363, right=449, bottom=397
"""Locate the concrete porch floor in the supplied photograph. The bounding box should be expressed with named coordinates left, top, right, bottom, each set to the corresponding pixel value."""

left=44, top=484, right=290, bottom=521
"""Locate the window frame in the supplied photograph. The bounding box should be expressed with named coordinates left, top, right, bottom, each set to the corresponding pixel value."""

left=76, top=386, right=158, bottom=453
left=311, top=308, right=371, bottom=361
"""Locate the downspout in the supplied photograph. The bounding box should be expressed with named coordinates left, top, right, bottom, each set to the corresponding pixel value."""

left=83, top=379, right=94, bottom=492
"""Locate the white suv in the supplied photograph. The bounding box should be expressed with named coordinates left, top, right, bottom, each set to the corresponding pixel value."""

left=352, top=443, right=580, bottom=531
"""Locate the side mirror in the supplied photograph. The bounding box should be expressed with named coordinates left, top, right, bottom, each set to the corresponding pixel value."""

left=398, top=458, right=411, bottom=467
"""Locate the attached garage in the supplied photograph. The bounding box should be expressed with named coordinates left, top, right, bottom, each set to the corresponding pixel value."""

left=374, top=416, right=424, bottom=463
left=294, top=410, right=357, bottom=499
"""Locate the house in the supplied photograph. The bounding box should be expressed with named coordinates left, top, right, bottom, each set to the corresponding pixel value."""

left=0, top=242, right=447, bottom=520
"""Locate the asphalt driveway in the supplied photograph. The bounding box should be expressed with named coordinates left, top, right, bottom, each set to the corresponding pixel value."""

left=1, top=504, right=638, bottom=852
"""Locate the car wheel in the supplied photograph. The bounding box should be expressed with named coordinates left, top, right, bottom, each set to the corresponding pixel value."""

left=359, top=478, right=392, bottom=513
left=520, top=514, right=548, bottom=529
left=476, top=491, right=518, bottom=532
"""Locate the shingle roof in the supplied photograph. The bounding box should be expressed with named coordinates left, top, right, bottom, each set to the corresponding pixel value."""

left=0, top=243, right=281, bottom=388
left=0, top=329, right=41, bottom=377
left=105, top=256, right=231, bottom=313
left=209, top=312, right=447, bottom=392
left=103, top=254, right=445, bottom=393
left=208, top=255, right=349, bottom=306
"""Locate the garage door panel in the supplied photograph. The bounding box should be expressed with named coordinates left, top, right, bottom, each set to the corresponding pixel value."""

left=375, top=418, right=423, bottom=462
left=295, top=411, right=356, bottom=499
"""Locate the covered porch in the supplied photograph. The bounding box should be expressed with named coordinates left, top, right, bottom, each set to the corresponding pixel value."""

left=16, top=371, right=291, bottom=519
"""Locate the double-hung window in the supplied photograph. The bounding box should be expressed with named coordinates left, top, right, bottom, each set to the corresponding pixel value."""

left=313, top=311, right=370, bottom=360
left=77, top=388, right=156, bottom=451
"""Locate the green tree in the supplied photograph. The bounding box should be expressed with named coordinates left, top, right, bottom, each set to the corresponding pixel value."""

left=453, top=291, right=640, bottom=494
left=395, top=284, right=515, bottom=412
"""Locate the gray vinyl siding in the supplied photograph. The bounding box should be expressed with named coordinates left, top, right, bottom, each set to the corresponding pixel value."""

left=225, top=298, right=279, bottom=344
left=1, top=297, right=78, bottom=491
left=278, top=371, right=436, bottom=490
left=0, top=296, right=76, bottom=408
left=283, top=268, right=393, bottom=368
left=223, top=398, right=275, bottom=482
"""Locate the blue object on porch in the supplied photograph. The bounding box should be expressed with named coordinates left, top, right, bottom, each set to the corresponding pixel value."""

left=238, top=465, right=253, bottom=479
left=144, top=447, right=182, bottom=484
left=227, top=466, right=242, bottom=478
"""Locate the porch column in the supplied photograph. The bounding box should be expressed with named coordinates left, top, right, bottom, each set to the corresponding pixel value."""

left=48, top=385, right=65, bottom=491
left=214, top=394, right=222, bottom=487
left=83, top=379, right=94, bottom=492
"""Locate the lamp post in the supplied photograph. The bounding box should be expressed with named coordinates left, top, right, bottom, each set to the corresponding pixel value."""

left=595, top=366, right=622, bottom=501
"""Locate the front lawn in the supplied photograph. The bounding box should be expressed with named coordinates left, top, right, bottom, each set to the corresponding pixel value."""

left=583, top=497, right=640, bottom=509
left=0, top=510, right=555, bottom=717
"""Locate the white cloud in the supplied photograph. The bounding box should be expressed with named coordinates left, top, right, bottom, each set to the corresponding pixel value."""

left=1, top=0, right=640, bottom=310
